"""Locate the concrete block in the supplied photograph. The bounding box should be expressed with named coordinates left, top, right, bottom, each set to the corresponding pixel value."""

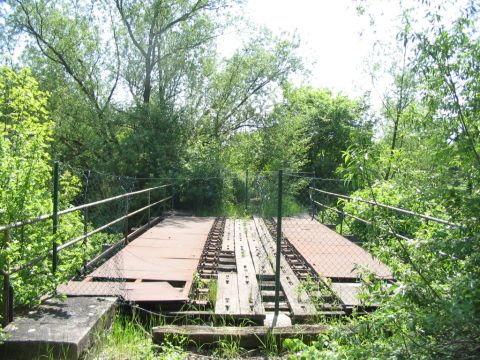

left=0, top=297, right=116, bottom=360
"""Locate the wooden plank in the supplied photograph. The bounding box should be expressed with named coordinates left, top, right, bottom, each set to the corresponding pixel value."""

left=215, top=273, right=240, bottom=316
left=234, top=219, right=264, bottom=317
left=221, top=219, right=235, bottom=253
left=153, top=324, right=327, bottom=349
left=245, top=220, right=274, bottom=276
left=253, top=217, right=317, bottom=318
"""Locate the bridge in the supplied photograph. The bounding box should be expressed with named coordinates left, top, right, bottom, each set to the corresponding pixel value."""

left=0, top=167, right=457, bottom=358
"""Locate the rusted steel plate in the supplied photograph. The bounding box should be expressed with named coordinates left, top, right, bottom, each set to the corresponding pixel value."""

left=58, top=281, right=187, bottom=302
left=120, top=245, right=201, bottom=260
left=62, top=216, right=215, bottom=302
left=91, top=257, right=200, bottom=281
left=281, top=217, right=392, bottom=279
left=128, top=238, right=206, bottom=250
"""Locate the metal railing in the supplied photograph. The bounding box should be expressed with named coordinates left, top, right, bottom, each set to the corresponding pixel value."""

left=1, top=165, right=173, bottom=326
left=309, top=186, right=462, bottom=240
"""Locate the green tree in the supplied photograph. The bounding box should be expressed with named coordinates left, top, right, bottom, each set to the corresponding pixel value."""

left=0, top=67, right=83, bottom=306
left=277, top=85, right=368, bottom=178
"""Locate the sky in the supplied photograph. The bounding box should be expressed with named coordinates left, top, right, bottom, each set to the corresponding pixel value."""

left=238, top=0, right=402, bottom=99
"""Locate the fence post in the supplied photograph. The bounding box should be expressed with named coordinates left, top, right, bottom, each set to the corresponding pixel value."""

left=274, top=170, right=283, bottom=316
left=310, top=171, right=316, bottom=219
left=2, top=229, right=12, bottom=326
left=124, top=195, right=130, bottom=244
left=52, top=161, right=59, bottom=274
left=245, top=169, right=249, bottom=210
left=147, top=189, right=151, bottom=226
left=339, top=203, right=344, bottom=235
left=171, top=182, right=175, bottom=212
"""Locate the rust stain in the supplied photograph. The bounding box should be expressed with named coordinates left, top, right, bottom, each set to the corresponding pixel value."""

left=281, top=217, right=392, bottom=279
left=60, top=216, right=215, bottom=302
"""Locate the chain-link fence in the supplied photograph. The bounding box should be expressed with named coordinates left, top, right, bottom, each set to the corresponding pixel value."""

left=279, top=172, right=392, bottom=313
left=1, top=161, right=173, bottom=326
left=2, top=165, right=461, bottom=326
left=246, top=170, right=462, bottom=318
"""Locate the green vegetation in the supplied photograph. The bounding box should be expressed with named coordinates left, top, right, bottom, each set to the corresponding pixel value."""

left=85, top=313, right=164, bottom=360
left=1, top=0, right=479, bottom=358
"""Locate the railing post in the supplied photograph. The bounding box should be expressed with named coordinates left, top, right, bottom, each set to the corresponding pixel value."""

left=147, top=189, right=151, bottom=226
left=2, top=273, right=11, bottom=327
left=82, top=170, right=89, bottom=274
left=8, top=283, right=13, bottom=323
left=321, top=191, right=325, bottom=223
left=245, top=169, right=249, bottom=211
left=52, top=161, right=59, bottom=274
left=124, top=195, right=130, bottom=244
left=339, top=203, right=344, bottom=235
left=2, top=228, right=12, bottom=327
left=171, top=182, right=175, bottom=212
left=310, top=172, right=316, bottom=219
left=82, top=206, right=89, bottom=274
left=274, top=170, right=283, bottom=316
left=162, top=186, right=166, bottom=217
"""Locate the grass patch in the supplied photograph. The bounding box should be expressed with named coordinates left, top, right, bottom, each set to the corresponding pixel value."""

left=84, top=312, right=158, bottom=360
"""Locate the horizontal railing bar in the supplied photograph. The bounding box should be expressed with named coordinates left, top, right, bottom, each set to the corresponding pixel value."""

left=0, top=214, right=54, bottom=233
left=310, top=187, right=460, bottom=227
left=313, top=199, right=415, bottom=243
left=8, top=253, right=47, bottom=275
left=7, top=196, right=171, bottom=274
left=0, top=184, right=171, bottom=232
left=57, top=196, right=171, bottom=252
left=58, top=184, right=171, bottom=217
left=312, top=199, right=372, bottom=225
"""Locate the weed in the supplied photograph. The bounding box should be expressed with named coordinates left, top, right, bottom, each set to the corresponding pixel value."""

left=84, top=312, right=156, bottom=360
left=157, top=333, right=188, bottom=360
left=209, top=278, right=218, bottom=306
left=211, top=335, right=245, bottom=358
left=256, top=329, right=280, bottom=357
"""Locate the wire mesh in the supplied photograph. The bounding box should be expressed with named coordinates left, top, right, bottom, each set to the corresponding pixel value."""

left=2, top=161, right=173, bottom=315
left=248, top=172, right=397, bottom=316
left=3, top=164, right=462, bottom=324
left=280, top=173, right=391, bottom=312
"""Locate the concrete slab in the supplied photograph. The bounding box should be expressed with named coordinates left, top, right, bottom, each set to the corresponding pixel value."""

left=263, top=313, right=292, bottom=327
left=0, top=297, right=116, bottom=360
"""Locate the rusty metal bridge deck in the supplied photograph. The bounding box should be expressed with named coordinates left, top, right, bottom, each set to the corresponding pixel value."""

left=58, top=216, right=215, bottom=303
left=58, top=215, right=392, bottom=316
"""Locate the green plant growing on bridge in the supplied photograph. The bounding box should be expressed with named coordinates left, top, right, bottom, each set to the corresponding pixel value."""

left=209, top=278, right=218, bottom=307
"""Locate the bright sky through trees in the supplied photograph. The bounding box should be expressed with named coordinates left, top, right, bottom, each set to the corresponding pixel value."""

left=239, top=0, right=402, bottom=100
left=244, top=1, right=368, bottom=94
